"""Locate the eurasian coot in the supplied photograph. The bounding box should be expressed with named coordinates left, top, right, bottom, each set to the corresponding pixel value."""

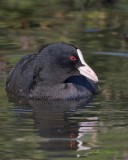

left=6, top=42, right=98, bottom=100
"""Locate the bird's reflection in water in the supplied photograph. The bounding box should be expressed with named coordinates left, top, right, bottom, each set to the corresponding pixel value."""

left=9, top=95, right=99, bottom=154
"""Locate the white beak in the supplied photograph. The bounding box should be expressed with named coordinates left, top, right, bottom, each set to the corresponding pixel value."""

left=77, top=49, right=98, bottom=83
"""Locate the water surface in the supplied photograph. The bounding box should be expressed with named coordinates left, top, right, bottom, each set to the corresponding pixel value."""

left=0, top=50, right=128, bottom=160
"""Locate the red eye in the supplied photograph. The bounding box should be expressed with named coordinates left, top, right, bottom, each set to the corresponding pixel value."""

left=70, top=56, right=77, bottom=61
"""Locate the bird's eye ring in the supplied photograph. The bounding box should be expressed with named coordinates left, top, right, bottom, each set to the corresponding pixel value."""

left=70, top=56, right=77, bottom=61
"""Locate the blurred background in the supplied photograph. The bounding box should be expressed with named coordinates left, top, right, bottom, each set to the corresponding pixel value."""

left=0, top=0, right=128, bottom=51
left=0, top=0, right=128, bottom=160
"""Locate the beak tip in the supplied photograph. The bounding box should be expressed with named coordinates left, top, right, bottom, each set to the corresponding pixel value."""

left=95, top=77, right=99, bottom=83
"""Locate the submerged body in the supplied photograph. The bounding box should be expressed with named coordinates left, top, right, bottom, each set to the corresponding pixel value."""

left=6, top=43, right=98, bottom=100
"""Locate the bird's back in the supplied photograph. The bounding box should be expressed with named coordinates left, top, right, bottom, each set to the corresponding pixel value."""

left=6, top=54, right=36, bottom=96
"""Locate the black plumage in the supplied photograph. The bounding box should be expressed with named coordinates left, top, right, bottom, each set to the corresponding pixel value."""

left=6, top=42, right=98, bottom=100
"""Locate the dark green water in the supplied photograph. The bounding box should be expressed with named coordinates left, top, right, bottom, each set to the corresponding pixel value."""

left=0, top=49, right=128, bottom=160
left=0, top=6, right=128, bottom=160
